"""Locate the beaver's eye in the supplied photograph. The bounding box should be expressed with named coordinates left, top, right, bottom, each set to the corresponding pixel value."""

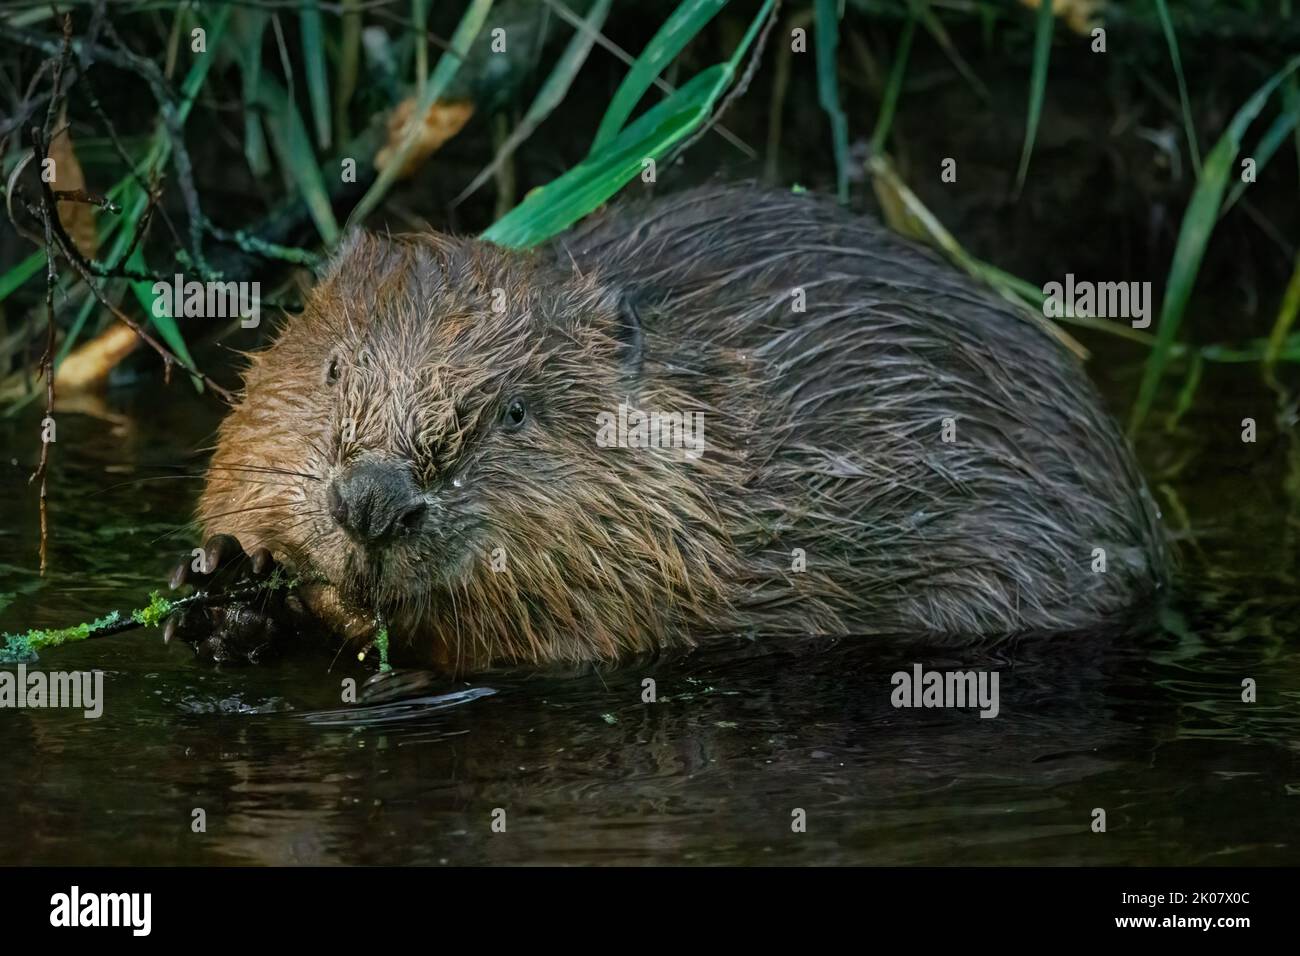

left=502, top=397, right=527, bottom=430
left=324, top=355, right=341, bottom=385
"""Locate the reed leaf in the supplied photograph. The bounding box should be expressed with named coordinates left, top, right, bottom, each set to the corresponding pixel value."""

left=589, top=0, right=727, bottom=153
left=1014, top=0, right=1053, bottom=194
left=454, top=0, right=614, bottom=207
left=1129, top=54, right=1300, bottom=433
left=484, top=0, right=777, bottom=249
left=814, top=0, right=850, bottom=203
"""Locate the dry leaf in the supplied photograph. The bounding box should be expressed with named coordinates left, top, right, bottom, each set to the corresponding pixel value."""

left=374, top=98, right=474, bottom=180
left=54, top=322, right=139, bottom=391
left=1019, top=0, right=1104, bottom=36
left=48, top=106, right=99, bottom=261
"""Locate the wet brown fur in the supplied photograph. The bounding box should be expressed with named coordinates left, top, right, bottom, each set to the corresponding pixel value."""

left=199, top=185, right=1169, bottom=672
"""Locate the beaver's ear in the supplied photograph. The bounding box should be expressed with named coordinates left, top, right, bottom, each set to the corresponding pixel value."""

left=315, top=228, right=410, bottom=284
left=613, top=291, right=645, bottom=378
left=315, top=228, right=367, bottom=282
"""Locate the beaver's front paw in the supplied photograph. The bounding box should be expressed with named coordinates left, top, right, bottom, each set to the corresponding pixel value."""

left=164, top=534, right=297, bottom=664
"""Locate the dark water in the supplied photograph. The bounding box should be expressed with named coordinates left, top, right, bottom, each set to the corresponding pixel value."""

left=1, top=364, right=1298, bottom=866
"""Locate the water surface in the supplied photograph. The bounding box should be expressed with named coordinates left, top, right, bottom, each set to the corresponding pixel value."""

left=1, top=367, right=1297, bottom=865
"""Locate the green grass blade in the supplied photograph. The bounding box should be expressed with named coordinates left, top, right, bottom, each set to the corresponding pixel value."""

left=485, top=0, right=776, bottom=249
left=1264, top=248, right=1300, bottom=374
left=99, top=185, right=200, bottom=379
left=300, top=0, right=332, bottom=150
left=1222, top=82, right=1299, bottom=216
left=51, top=183, right=159, bottom=370
left=335, top=0, right=362, bottom=143
left=1153, top=0, right=1201, bottom=176
left=483, top=70, right=721, bottom=248
left=234, top=9, right=271, bottom=177
left=814, top=0, right=850, bottom=203
left=346, top=0, right=494, bottom=227
left=258, top=75, right=340, bottom=245
left=1129, top=54, right=1300, bottom=433
left=454, top=0, right=614, bottom=207
left=131, top=272, right=195, bottom=378
left=412, top=0, right=429, bottom=96
left=53, top=292, right=99, bottom=372
left=589, top=0, right=727, bottom=154
left=871, top=14, right=916, bottom=154
left=177, top=8, right=230, bottom=123
left=1166, top=351, right=1203, bottom=433
left=914, top=1, right=988, bottom=102
left=1202, top=334, right=1300, bottom=364
left=1014, top=0, right=1053, bottom=194
left=0, top=251, right=44, bottom=304
left=120, top=188, right=198, bottom=379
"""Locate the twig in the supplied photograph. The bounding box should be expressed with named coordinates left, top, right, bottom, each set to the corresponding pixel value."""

left=205, top=222, right=323, bottom=267
left=78, top=65, right=189, bottom=254
left=3, top=20, right=213, bottom=274
left=25, top=13, right=76, bottom=576
left=51, top=187, right=120, bottom=212
left=32, top=156, right=56, bottom=576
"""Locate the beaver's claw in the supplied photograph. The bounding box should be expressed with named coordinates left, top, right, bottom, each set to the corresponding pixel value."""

left=164, top=534, right=295, bottom=664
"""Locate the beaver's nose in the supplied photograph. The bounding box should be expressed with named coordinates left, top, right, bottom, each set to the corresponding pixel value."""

left=327, top=459, right=427, bottom=545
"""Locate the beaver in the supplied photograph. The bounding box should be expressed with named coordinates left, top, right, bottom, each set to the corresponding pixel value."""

left=167, top=184, right=1169, bottom=670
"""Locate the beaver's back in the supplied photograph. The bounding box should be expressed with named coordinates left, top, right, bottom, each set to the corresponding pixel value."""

left=557, top=185, right=1168, bottom=638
